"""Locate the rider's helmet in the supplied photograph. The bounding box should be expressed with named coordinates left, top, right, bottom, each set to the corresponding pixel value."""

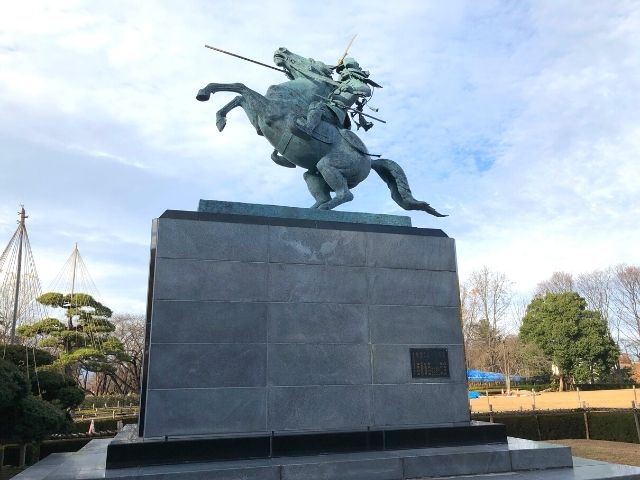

left=338, top=57, right=370, bottom=78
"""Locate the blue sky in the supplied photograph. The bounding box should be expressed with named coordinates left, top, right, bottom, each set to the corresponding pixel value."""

left=1, top=0, right=639, bottom=314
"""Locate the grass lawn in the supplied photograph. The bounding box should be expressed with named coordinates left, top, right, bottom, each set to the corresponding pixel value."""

left=548, top=439, right=640, bottom=466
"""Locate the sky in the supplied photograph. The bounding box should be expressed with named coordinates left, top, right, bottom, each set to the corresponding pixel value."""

left=0, top=0, right=639, bottom=315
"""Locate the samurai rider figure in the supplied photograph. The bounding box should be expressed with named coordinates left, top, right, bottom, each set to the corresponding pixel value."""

left=295, top=57, right=380, bottom=136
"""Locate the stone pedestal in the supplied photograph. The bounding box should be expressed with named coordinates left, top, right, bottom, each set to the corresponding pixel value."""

left=138, top=201, right=469, bottom=440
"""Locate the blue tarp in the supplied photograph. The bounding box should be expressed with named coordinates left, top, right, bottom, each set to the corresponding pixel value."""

left=468, top=391, right=482, bottom=399
left=467, top=369, right=524, bottom=383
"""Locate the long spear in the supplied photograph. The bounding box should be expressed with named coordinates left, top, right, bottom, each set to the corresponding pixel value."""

left=336, top=34, right=357, bottom=67
left=204, top=45, right=287, bottom=73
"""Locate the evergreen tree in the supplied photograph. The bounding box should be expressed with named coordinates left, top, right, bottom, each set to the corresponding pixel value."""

left=17, top=292, right=128, bottom=383
left=519, top=292, right=619, bottom=390
left=0, top=359, right=69, bottom=466
left=0, top=344, right=84, bottom=409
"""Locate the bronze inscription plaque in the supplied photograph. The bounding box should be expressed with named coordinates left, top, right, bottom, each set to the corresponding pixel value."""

left=410, top=348, right=450, bottom=378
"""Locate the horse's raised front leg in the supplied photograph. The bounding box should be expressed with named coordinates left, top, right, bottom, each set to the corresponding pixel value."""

left=214, top=96, right=243, bottom=132
left=196, top=82, right=268, bottom=136
left=216, top=95, right=263, bottom=135
left=196, top=82, right=256, bottom=101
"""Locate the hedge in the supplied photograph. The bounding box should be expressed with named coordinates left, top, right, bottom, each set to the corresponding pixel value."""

left=588, top=411, right=639, bottom=443
left=72, top=416, right=137, bottom=434
left=488, top=415, right=541, bottom=440
left=575, top=384, right=639, bottom=391
left=537, top=412, right=585, bottom=440
left=80, top=394, right=139, bottom=409
left=472, top=409, right=639, bottom=443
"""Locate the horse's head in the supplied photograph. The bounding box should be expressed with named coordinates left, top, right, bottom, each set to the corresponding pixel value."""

left=273, top=47, right=333, bottom=82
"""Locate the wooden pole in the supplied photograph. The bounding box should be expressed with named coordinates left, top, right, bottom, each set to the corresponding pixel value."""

left=632, top=401, right=640, bottom=444
left=532, top=389, right=536, bottom=411
left=576, top=387, right=581, bottom=408
left=583, top=405, right=590, bottom=440
left=9, top=207, right=26, bottom=344
left=18, top=444, right=26, bottom=468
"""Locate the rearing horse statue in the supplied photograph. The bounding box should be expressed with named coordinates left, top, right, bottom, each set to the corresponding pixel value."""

left=196, top=47, right=446, bottom=216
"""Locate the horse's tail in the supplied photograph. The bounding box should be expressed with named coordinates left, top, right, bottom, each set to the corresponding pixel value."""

left=371, top=159, right=448, bottom=217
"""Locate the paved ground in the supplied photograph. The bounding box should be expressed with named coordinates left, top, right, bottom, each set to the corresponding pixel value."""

left=470, top=388, right=640, bottom=412
left=548, top=439, right=640, bottom=467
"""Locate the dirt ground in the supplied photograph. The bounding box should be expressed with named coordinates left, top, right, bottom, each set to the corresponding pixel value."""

left=470, top=388, right=640, bottom=413
left=548, top=439, right=640, bottom=466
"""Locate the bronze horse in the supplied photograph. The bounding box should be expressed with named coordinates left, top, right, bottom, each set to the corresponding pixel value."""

left=196, top=47, right=445, bottom=216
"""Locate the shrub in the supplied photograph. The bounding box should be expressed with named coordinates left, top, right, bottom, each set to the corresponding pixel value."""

left=493, top=415, right=540, bottom=440
left=0, top=345, right=54, bottom=375
left=0, top=358, right=71, bottom=444
left=72, top=416, right=137, bottom=433
left=537, top=412, right=585, bottom=440
left=588, top=411, right=639, bottom=443
left=35, top=371, right=85, bottom=409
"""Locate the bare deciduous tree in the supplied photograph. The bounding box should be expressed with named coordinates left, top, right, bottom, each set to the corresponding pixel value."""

left=461, top=267, right=513, bottom=374
left=82, top=313, right=145, bottom=395
left=612, top=265, right=640, bottom=361
left=535, top=271, right=575, bottom=297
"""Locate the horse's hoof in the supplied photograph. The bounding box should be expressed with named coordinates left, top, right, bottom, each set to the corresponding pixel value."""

left=196, top=90, right=210, bottom=101
left=216, top=117, right=227, bottom=131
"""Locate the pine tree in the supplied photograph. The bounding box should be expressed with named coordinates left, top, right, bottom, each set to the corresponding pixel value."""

left=17, top=292, right=128, bottom=378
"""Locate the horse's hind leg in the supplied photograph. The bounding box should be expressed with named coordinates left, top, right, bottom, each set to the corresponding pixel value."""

left=315, top=157, right=354, bottom=210
left=304, top=170, right=331, bottom=208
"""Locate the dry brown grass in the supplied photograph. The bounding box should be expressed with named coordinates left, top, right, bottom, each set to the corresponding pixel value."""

left=548, top=439, right=640, bottom=466
left=470, top=388, right=640, bottom=413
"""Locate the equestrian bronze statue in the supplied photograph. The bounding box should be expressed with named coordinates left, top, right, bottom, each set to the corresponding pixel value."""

left=196, top=47, right=446, bottom=216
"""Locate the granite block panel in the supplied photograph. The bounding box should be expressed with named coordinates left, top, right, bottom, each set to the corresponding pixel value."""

left=369, top=305, right=463, bottom=345
left=368, top=269, right=459, bottom=307
left=144, top=388, right=265, bottom=437
left=372, top=384, right=469, bottom=427
left=135, top=465, right=280, bottom=480
left=268, top=386, right=371, bottom=431
left=365, top=233, right=456, bottom=271
left=198, top=199, right=412, bottom=227
left=154, top=259, right=268, bottom=301
left=281, top=457, right=402, bottom=480
left=268, top=344, right=371, bottom=386
left=156, top=218, right=268, bottom=261
left=372, top=344, right=466, bottom=384
left=508, top=438, right=573, bottom=470
left=268, top=303, right=368, bottom=344
left=402, top=450, right=511, bottom=477
left=269, top=226, right=366, bottom=266
left=148, top=344, right=266, bottom=389
left=268, top=264, right=368, bottom=303
left=151, top=301, right=267, bottom=343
